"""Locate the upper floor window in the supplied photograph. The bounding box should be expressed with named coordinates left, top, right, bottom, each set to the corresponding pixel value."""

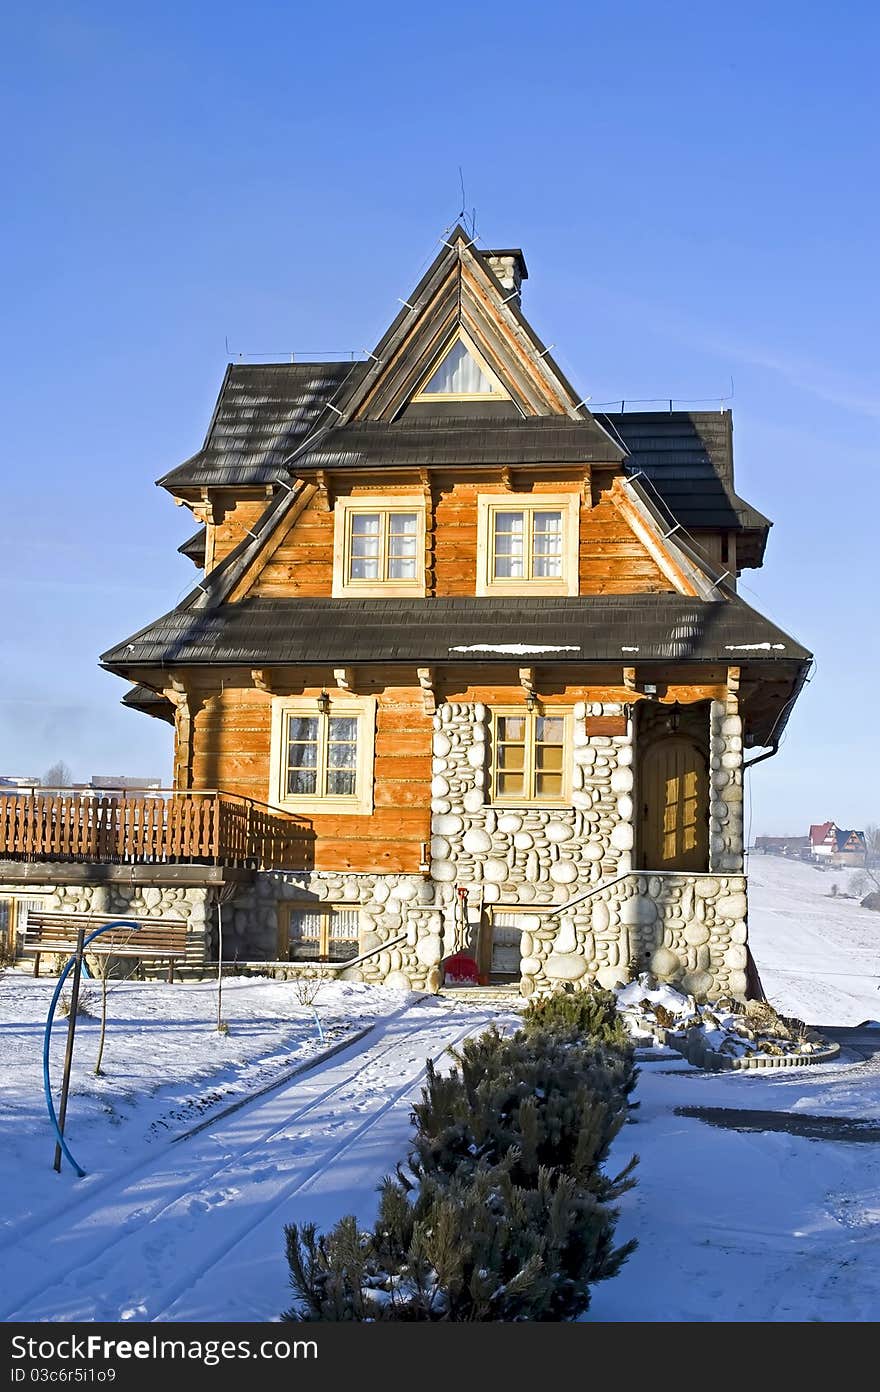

left=332, top=497, right=426, bottom=598
left=491, top=709, right=570, bottom=805
left=269, top=694, right=376, bottom=816
left=476, top=494, right=579, bottom=596
left=412, top=332, right=508, bottom=403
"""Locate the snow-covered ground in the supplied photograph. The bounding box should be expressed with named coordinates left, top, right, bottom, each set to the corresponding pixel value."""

left=0, top=854, right=878, bottom=1323
left=746, top=853, right=880, bottom=1026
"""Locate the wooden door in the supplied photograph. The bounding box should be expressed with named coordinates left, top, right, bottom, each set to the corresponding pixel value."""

left=640, top=737, right=708, bottom=872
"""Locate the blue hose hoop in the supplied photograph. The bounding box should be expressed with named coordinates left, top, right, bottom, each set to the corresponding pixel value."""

left=43, top=920, right=142, bottom=1177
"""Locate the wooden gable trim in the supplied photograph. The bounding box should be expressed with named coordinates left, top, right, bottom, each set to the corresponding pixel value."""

left=333, top=227, right=606, bottom=427
left=227, top=482, right=320, bottom=603
left=609, top=477, right=705, bottom=599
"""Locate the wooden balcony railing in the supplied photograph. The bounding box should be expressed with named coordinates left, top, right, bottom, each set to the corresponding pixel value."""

left=0, top=790, right=314, bottom=871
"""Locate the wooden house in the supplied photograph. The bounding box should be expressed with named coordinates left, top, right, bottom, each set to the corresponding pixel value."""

left=0, top=230, right=812, bottom=998
left=809, top=822, right=866, bottom=869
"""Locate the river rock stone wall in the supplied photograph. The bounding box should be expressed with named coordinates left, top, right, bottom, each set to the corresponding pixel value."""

left=3, top=881, right=212, bottom=963
left=429, top=700, right=635, bottom=901
left=229, top=870, right=449, bottom=992
left=521, top=871, right=749, bottom=1001
left=709, top=697, right=745, bottom=873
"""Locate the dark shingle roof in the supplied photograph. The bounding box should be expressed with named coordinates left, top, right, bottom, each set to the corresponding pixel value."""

left=177, top=527, right=206, bottom=564
left=102, top=593, right=810, bottom=670
left=158, top=362, right=365, bottom=490
left=121, top=684, right=175, bottom=723
left=156, top=363, right=768, bottom=544
left=604, top=411, right=768, bottom=532
left=291, top=415, right=623, bottom=470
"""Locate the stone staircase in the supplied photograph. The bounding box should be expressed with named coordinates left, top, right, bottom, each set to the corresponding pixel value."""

left=438, top=983, right=524, bottom=1007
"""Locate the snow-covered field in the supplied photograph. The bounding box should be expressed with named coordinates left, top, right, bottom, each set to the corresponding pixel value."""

left=0, top=854, right=878, bottom=1323
left=746, top=853, right=880, bottom=1025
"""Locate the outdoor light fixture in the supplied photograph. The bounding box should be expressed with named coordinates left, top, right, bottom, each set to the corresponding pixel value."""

left=525, top=692, right=538, bottom=713
left=317, top=689, right=331, bottom=715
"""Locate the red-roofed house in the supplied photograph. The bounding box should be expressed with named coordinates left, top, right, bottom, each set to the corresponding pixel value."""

left=810, top=822, right=867, bottom=868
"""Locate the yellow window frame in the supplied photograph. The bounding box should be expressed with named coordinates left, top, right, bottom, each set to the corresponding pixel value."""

left=490, top=707, right=571, bottom=805
left=332, top=496, right=426, bottom=598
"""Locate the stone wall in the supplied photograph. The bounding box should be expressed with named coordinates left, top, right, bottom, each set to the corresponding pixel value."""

left=520, top=871, right=749, bottom=1000
left=3, top=881, right=213, bottom=963
left=709, top=697, right=745, bottom=874
left=227, top=870, right=448, bottom=992
left=429, top=700, right=634, bottom=902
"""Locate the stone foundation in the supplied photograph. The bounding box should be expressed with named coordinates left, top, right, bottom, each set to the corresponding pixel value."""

left=5, top=695, right=749, bottom=1001
left=2, top=881, right=212, bottom=964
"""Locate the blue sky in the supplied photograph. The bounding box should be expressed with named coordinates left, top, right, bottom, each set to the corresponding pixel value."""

left=1, top=0, right=877, bottom=835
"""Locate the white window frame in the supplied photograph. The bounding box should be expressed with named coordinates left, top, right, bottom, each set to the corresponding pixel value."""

left=476, top=493, right=580, bottom=596
left=281, top=903, right=361, bottom=963
left=332, top=495, right=427, bottom=598
left=269, top=694, right=376, bottom=816
left=489, top=706, right=572, bottom=806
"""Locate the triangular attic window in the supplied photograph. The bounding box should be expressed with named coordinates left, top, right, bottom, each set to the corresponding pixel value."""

left=413, top=336, right=507, bottom=400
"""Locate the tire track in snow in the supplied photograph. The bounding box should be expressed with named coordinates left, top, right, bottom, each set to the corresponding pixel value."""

left=0, top=994, right=415, bottom=1257
left=3, top=1003, right=496, bottom=1323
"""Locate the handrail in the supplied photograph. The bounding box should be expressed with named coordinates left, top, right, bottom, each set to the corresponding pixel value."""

left=3, top=787, right=309, bottom=821
left=540, top=873, right=634, bottom=920
left=329, top=932, right=408, bottom=973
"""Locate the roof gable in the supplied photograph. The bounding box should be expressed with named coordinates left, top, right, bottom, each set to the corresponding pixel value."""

left=331, top=226, right=622, bottom=439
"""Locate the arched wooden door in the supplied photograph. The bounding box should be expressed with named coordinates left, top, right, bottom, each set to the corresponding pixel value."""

left=640, top=736, right=709, bottom=872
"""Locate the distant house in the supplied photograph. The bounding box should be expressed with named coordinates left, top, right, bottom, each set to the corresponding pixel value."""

left=754, top=835, right=810, bottom=858
left=809, top=822, right=867, bottom=868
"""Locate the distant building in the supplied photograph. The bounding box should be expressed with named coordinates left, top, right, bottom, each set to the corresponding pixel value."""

left=89, top=776, right=162, bottom=792
left=754, top=835, right=810, bottom=858
left=809, top=822, right=867, bottom=869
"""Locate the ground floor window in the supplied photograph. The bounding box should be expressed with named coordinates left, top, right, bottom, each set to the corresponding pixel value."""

left=282, top=904, right=360, bottom=962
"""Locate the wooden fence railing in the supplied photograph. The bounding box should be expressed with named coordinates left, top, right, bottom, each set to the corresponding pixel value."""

left=0, top=791, right=314, bottom=871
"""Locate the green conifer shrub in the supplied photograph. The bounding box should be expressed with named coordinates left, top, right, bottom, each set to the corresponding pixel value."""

left=521, top=983, right=630, bottom=1049
left=283, top=1019, right=638, bottom=1322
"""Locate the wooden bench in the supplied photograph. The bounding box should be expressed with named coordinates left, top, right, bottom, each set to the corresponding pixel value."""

left=18, top=911, right=189, bottom=983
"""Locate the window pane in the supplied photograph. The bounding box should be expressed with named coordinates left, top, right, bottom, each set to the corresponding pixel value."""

left=328, top=908, right=359, bottom=960
left=350, top=536, right=381, bottom=557
left=350, top=557, right=380, bottom=580
left=532, top=511, right=563, bottom=578
left=329, top=716, right=358, bottom=743
left=535, top=772, right=563, bottom=797
left=498, top=744, right=525, bottom=771
left=388, top=557, right=416, bottom=579
left=288, top=740, right=318, bottom=768
left=388, top=513, right=418, bottom=535
left=289, top=910, right=321, bottom=959
left=493, top=512, right=525, bottom=579
left=326, top=770, right=356, bottom=795
left=420, top=339, right=495, bottom=395
left=498, top=716, right=526, bottom=741
left=536, top=744, right=563, bottom=771
left=287, top=768, right=318, bottom=795
left=348, top=515, right=380, bottom=581
left=288, top=716, right=318, bottom=743
left=327, top=741, right=357, bottom=769
left=497, top=772, right=526, bottom=796
left=536, top=716, right=565, bottom=744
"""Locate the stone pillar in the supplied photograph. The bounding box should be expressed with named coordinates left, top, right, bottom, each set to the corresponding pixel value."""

left=709, top=695, right=744, bottom=874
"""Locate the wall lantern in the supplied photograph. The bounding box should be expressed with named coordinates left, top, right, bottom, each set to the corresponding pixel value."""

left=317, top=689, right=331, bottom=716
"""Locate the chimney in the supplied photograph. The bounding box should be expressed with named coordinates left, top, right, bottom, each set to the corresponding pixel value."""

left=483, top=248, right=528, bottom=306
